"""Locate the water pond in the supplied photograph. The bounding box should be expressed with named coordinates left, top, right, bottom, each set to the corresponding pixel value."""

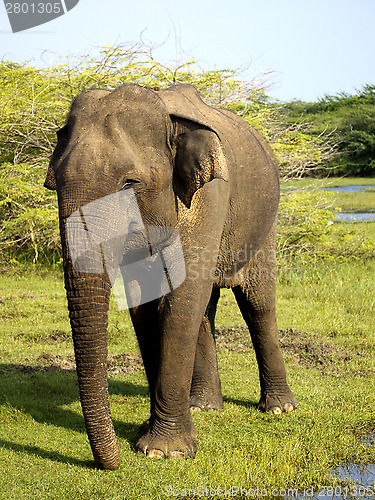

left=335, top=212, right=375, bottom=222
left=284, top=463, right=375, bottom=499
left=322, top=185, right=375, bottom=222
left=284, top=461, right=375, bottom=500
left=284, top=465, right=375, bottom=500
left=324, top=185, right=375, bottom=193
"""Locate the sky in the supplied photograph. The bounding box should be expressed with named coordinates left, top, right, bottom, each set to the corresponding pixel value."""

left=1, top=0, right=375, bottom=102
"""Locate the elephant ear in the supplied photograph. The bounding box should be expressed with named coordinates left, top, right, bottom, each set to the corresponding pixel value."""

left=44, top=162, right=57, bottom=190
left=157, top=85, right=229, bottom=208
left=174, top=128, right=228, bottom=208
left=44, top=124, right=72, bottom=190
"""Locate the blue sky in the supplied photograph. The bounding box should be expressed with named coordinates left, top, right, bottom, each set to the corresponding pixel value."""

left=1, top=0, right=375, bottom=102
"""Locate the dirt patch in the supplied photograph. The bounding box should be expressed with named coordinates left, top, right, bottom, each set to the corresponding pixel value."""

left=216, top=326, right=372, bottom=377
left=279, top=328, right=371, bottom=377
left=215, top=324, right=251, bottom=352
left=37, top=353, right=76, bottom=371
left=2, top=327, right=371, bottom=378
left=0, top=293, right=38, bottom=302
left=107, top=353, right=144, bottom=376
left=43, top=331, right=71, bottom=343
left=0, top=352, right=144, bottom=376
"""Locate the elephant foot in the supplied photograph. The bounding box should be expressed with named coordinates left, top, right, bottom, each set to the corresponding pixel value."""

left=136, top=417, right=198, bottom=458
left=258, top=388, right=297, bottom=415
left=139, top=417, right=198, bottom=439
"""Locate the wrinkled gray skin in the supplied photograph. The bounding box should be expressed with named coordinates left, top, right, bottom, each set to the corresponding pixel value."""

left=45, top=84, right=297, bottom=469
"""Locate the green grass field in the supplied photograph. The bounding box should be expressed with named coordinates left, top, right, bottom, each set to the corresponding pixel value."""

left=0, top=177, right=374, bottom=499
left=1, top=262, right=374, bottom=499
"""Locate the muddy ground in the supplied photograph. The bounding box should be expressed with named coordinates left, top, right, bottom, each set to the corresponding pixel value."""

left=1, top=326, right=372, bottom=378
left=216, top=326, right=372, bottom=377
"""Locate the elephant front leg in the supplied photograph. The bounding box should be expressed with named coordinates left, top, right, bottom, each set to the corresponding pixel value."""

left=135, top=282, right=213, bottom=459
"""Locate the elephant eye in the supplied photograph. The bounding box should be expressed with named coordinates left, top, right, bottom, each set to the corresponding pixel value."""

left=120, top=179, right=140, bottom=190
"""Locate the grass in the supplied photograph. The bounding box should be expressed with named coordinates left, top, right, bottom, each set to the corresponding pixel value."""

left=282, top=176, right=375, bottom=213
left=0, top=176, right=374, bottom=499
left=1, top=258, right=375, bottom=499
left=282, top=176, right=375, bottom=189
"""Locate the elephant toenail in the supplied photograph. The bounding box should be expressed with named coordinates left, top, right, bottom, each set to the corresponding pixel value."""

left=284, top=403, right=294, bottom=412
left=147, top=449, right=166, bottom=459
left=270, top=406, right=282, bottom=415
left=169, top=451, right=185, bottom=459
left=190, top=406, right=202, bottom=413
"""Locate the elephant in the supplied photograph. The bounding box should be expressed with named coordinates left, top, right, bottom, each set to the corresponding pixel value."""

left=44, top=83, right=297, bottom=469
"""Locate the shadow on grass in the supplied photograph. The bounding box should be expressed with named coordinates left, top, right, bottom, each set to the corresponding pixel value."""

left=0, top=438, right=95, bottom=468
left=223, top=396, right=259, bottom=410
left=0, top=365, right=148, bottom=466
left=0, top=365, right=265, bottom=468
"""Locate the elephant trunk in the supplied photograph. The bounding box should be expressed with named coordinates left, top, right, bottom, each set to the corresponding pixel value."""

left=61, top=220, right=121, bottom=470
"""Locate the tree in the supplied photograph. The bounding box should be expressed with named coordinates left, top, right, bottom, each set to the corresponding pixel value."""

left=281, top=85, right=375, bottom=176
left=0, top=43, right=339, bottom=264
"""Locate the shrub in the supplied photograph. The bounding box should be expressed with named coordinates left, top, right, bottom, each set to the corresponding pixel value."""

left=277, top=189, right=375, bottom=267
left=0, top=163, right=60, bottom=264
left=0, top=45, right=347, bottom=265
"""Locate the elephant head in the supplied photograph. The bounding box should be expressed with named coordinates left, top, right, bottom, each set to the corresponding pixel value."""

left=45, top=84, right=228, bottom=469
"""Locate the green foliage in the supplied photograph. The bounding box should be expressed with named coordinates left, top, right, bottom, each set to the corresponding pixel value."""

left=0, top=44, right=332, bottom=171
left=0, top=162, right=60, bottom=264
left=278, top=190, right=338, bottom=260
left=283, top=85, right=375, bottom=176
left=338, top=103, right=375, bottom=175
left=0, top=45, right=270, bottom=165
left=269, top=123, right=334, bottom=179
left=0, top=62, right=68, bottom=164
left=277, top=189, right=375, bottom=264
left=0, top=46, right=369, bottom=265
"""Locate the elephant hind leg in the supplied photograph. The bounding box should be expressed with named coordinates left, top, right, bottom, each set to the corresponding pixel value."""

left=232, top=245, right=297, bottom=414
left=190, top=286, right=224, bottom=411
